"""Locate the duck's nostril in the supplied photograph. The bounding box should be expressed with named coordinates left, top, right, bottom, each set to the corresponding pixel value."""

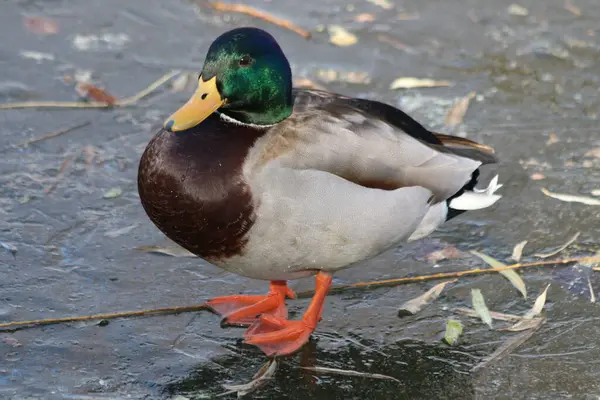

left=164, top=120, right=175, bottom=131
left=201, top=93, right=208, bottom=100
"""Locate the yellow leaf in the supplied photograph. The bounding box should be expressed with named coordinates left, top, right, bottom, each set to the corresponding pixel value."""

left=389, top=77, right=452, bottom=90
left=328, top=25, right=358, bottom=47
left=471, top=289, right=493, bottom=328
left=398, top=279, right=456, bottom=316
left=471, top=250, right=527, bottom=299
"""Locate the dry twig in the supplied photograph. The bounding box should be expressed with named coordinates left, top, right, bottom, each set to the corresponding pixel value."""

left=204, top=1, right=311, bottom=39
left=0, top=304, right=208, bottom=331
left=0, top=70, right=179, bottom=110
left=20, top=121, right=91, bottom=146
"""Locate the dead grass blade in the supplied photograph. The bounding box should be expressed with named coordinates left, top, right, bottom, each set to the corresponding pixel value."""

left=20, top=121, right=91, bottom=146
left=397, top=279, right=456, bottom=316
left=299, top=366, right=399, bottom=382
left=472, top=318, right=545, bottom=372
left=471, top=250, right=527, bottom=298
left=44, top=156, right=73, bottom=194
left=221, top=359, right=278, bottom=397
left=541, top=188, right=600, bottom=206
left=444, top=91, right=476, bottom=128
left=471, top=289, right=493, bottom=328
left=389, top=77, right=452, bottom=90
left=511, top=240, right=528, bottom=262
left=205, top=2, right=310, bottom=39
left=564, top=0, right=581, bottom=16
left=589, top=277, right=596, bottom=303
left=0, top=241, right=18, bottom=258
left=454, top=307, right=522, bottom=323
left=501, top=317, right=544, bottom=332
left=134, top=245, right=197, bottom=258
left=534, top=232, right=580, bottom=258
left=0, top=70, right=179, bottom=109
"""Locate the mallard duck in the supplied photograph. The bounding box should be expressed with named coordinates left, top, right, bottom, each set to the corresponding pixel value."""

left=138, top=27, right=502, bottom=357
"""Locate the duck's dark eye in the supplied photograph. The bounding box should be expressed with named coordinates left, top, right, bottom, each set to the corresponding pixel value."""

left=238, top=55, right=253, bottom=67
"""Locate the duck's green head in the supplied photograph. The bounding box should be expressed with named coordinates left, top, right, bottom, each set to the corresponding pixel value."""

left=164, top=27, right=293, bottom=131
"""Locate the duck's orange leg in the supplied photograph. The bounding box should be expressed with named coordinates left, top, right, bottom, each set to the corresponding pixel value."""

left=206, top=280, right=295, bottom=325
left=244, top=272, right=332, bottom=357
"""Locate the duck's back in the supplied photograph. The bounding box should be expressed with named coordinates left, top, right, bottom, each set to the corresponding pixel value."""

left=137, top=114, right=265, bottom=261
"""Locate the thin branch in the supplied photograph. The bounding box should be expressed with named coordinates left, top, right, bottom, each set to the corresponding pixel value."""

left=204, top=1, right=311, bottom=39
left=0, top=304, right=209, bottom=331
left=0, top=70, right=180, bottom=110
left=297, top=255, right=600, bottom=298
left=20, top=121, right=91, bottom=146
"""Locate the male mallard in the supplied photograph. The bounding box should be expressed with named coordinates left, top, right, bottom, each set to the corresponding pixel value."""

left=138, top=27, right=502, bottom=357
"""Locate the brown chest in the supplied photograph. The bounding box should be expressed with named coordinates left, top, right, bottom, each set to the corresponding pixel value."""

left=137, top=116, right=265, bottom=261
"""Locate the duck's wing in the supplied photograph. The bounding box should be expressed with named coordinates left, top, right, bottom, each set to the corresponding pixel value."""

left=259, top=89, right=496, bottom=202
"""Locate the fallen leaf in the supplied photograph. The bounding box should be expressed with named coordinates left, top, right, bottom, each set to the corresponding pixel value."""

left=134, top=245, right=197, bottom=258
left=354, top=13, right=376, bottom=23
left=530, top=173, right=545, bottom=181
left=443, top=319, right=463, bottom=345
left=75, top=83, right=117, bottom=105
left=366, top=0, right=393, bottom=9
left=316, top=69, right=371, bottom=84
left=589, top=277, right=596, bottom=303
left=472, top=318, right=545, bottom=372
left=169, top=72, right=192, bottom=93
left=328, top=25, right=358, bottom=47
left=300, top=366, right=399, bottom=382
left=584, top=147, right=600, bottom=158
left=454, top=307, right=523, bottom=322
left=398, top=279, right=456, bottom=316
left=541, top=188, right=600, bottom=205
left=471, top=250, right=527, bottom=299
left=425, top=246, right=463, bottom=263
left=20, top=51, right=55, bottom=62
left=564, top=0, right=581, bottom=16
left=23, top=16, right=59, bottom=35
left=511, top=240, right=528, bottom=262
left=524, top=284, right=550, bottom=319
left=222, top=359, right=278, bottom=397
left=534, top=232, right=580, bottom=258
left=0, top=241, right=17, bottom=258
left=390, top=77, right=452, bottom=90
left=397, top=12, right=420, bottom=20
left=445, top=92, right=476, bottom=128
left=103, top=187, right=122, bottom=199
left=501, top=317, right=545, bottom=332
left=508, top=4, right=529, bottom=16
left=471, top=289, right=493, bottom=328
left=546, top=132, right=559, bottom=145
left=293, top=78, right=327, bottom=90
left=1, top=336, right=22, bottom=347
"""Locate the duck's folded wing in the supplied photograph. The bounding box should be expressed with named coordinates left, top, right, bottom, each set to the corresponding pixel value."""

left=252, top=102, right=483, bottom=202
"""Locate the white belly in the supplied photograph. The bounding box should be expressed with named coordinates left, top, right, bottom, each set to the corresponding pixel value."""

left=216, top=167, right=434, bottom=280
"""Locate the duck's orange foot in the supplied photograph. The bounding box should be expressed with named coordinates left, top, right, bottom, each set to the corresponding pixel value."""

left=206, top=280, right=295, bottom=326
left=244, top=271, right=333, bottom=357
left=244, top=314, right=315, bottom=357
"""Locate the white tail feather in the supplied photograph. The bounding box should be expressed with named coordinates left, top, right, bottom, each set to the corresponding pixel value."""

left=449, top=174, right=502, bottom=211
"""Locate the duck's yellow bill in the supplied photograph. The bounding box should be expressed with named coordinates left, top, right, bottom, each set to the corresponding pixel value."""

left=163, top=76, right=225, bottom=132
